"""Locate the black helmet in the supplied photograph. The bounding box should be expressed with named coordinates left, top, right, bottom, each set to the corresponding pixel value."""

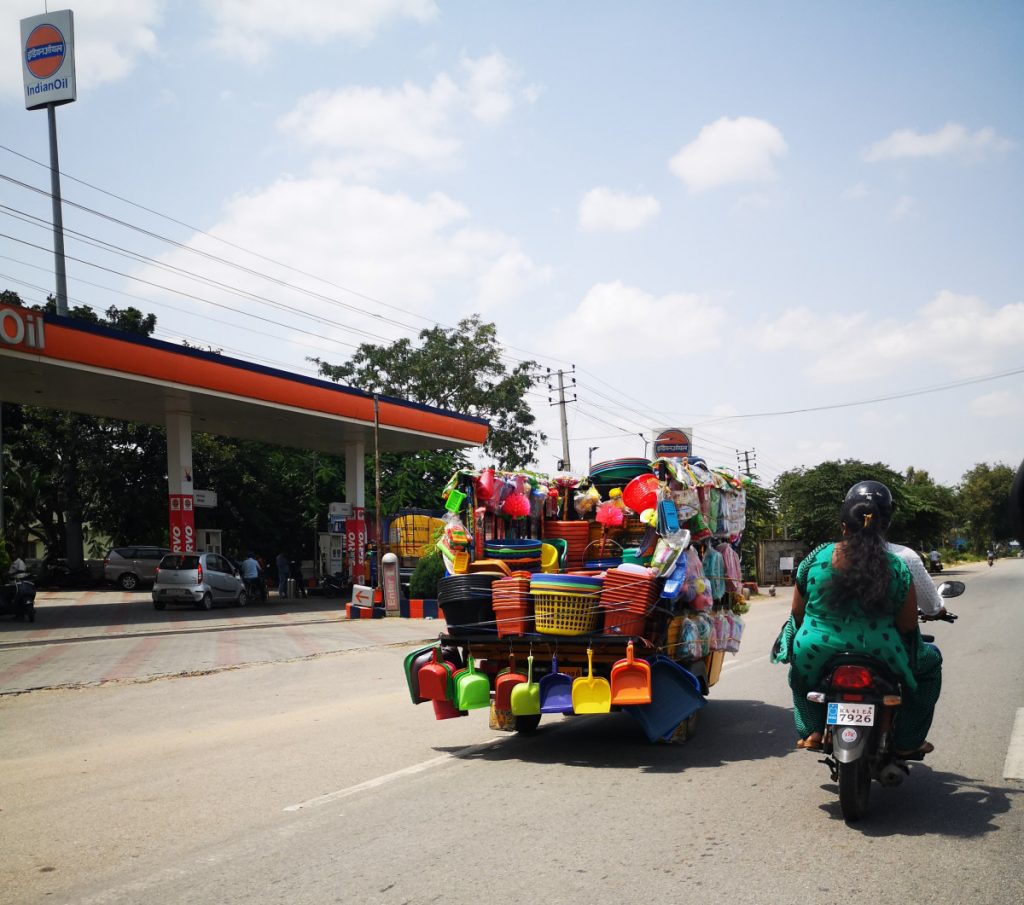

left=841, top=480, right=894, bottom=531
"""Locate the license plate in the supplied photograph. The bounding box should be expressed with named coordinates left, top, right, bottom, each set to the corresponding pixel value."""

left=826, top=702, right=875, bottom=726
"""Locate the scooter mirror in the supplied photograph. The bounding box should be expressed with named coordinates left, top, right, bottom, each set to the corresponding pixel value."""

left=937, top=580, right=965, bottom=598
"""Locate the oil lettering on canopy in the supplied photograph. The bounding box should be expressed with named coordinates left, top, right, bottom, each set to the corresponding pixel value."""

left=0, top=304, right=47, bottom=351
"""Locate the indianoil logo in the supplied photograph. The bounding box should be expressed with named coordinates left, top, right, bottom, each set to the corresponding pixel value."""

left=0, top=305, right=46, bottom=351
left=25, top=23, right=66, bottom=79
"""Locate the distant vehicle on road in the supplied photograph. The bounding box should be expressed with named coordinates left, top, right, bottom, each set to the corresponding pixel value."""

left=152, top=552, right=247, bottom=610
left=104, top=546, right=171, bottom=590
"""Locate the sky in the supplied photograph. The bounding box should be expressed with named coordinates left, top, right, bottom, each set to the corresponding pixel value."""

left=2, top=1, right=1023, bottom=489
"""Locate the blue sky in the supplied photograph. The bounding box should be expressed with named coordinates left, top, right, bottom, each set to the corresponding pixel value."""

left=3, top=1, right=1022, bottom=487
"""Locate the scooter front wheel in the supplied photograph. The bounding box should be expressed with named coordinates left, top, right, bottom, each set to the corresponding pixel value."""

left=838, top=758, right=871, bottom=822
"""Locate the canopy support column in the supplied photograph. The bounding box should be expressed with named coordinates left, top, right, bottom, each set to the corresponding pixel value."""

left=166, top=410, right=195, bottom=552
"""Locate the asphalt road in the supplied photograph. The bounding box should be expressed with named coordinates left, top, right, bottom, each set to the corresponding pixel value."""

left=0, top=560, right=1020, bottom=905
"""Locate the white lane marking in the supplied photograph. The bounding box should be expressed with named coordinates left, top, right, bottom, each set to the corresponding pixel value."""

left=721, top=653, right=768, bottom=673
left=1003, top=707, right=1024, bottom=780
left=284, top=737, right=502, bottom=811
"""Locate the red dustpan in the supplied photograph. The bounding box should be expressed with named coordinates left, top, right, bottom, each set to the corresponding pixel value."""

left=495, top=654, right=528, bottom=711
left=418, top=645, right=454, bottom=702
left=610, top=641, right=652, bottom=705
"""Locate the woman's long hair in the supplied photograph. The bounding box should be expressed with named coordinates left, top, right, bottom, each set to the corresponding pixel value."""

left=826, top=498, right=892, bottom=615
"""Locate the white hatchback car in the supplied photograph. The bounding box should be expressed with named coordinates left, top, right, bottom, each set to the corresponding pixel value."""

left=152, top=552, right=247, bottom=610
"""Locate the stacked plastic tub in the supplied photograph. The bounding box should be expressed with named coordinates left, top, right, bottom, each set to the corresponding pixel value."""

left=542, top=521, right=590, bottom=570
left=484, top=539, right=542, bottom=571
left=437, top=573, right=502, bottom=634
left=600, top=565, right=658, bottom=636
left=530, top=572, right=603, bottom=635
left=491, top=573, right=533, bottom=637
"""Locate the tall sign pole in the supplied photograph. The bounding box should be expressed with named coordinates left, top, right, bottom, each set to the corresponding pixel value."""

left=21, top=10, right=77, bottom=317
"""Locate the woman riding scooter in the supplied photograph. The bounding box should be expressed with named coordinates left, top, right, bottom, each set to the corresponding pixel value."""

left=787, top=481, right=941, bottom=758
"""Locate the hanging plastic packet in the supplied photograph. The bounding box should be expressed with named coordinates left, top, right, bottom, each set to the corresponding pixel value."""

left=681, top=616, right=703, bottom=660
left=694, top=611, right=714, bottom=657
left=728, top=613, right=745, bottom=653
left=712, top=609, right=729, bottom=651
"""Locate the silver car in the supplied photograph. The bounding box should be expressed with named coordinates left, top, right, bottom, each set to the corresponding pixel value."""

left=104, top=546, right=171, bottom=590
left=152, top=552, right=247, bottom=611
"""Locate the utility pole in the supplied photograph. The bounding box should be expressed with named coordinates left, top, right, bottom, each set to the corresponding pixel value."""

left=588, top=446, right=600, bottom=471
left=736, top=448, right=756, bottom=477
left=547, top=367, right=576, bottom=470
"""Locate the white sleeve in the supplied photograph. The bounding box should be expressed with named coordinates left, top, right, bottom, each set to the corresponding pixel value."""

left=896, top=547, right=943, bottom=615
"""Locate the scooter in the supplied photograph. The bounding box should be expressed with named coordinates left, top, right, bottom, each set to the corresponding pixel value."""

left=0, top=572, right=36, bottom=622
left=806, top=580, right=964, bottom=822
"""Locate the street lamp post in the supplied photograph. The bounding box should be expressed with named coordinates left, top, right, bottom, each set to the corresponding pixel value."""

left=639, top=433, right=649, bottom=458
left=588, top=446, right=599, bottom=472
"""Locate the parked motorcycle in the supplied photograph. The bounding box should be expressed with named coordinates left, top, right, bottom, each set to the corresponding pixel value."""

left=0, top=572, right=36, bottom=622
left=320, top=573, right=350, bottom=598
left=806, top=579, right=964, bottom=822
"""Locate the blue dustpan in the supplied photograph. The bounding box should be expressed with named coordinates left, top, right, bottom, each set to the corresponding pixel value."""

left=624, top=656, right=705, bottom=742
left=539, top=654, right=574, bottom=714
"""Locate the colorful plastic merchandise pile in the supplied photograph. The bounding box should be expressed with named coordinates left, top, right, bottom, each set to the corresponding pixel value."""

left=654, top=457, right=748, bottom=540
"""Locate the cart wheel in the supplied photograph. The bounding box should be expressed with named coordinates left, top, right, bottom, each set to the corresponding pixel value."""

left=514, top=714, right=541, bottom=734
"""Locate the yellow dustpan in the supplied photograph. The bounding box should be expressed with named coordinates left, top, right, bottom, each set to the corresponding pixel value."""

left=572, top=647, right=612, bottom=714
left=540, top=543, right=560, bottom=573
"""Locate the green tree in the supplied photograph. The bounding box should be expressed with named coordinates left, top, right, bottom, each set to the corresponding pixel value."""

left=311, top=315, right=545, bottom=513
left=956, top=462, right=1015, bottom=552
left=738, top=477, right=776, bottom=579
left=897, top=467, right=957, bottom=548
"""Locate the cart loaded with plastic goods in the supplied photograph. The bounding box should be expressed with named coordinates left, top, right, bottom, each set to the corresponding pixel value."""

left=401, top=454, right=751, bottom=741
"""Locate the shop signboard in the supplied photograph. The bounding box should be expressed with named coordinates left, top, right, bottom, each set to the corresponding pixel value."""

left=346, top=506, right=367, bottom=584
left=193, top=489, right=217, bottom=508
left=21, top=9, right=77, bottom=110
left=168, top=493, right=195, bottom=553
left=653, top=427, right=693, bottom=459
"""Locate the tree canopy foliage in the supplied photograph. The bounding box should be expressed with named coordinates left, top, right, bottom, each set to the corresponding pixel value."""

left=311, top=314, right=546, bottom=512
left=773, top=458, right=1016, bottom=552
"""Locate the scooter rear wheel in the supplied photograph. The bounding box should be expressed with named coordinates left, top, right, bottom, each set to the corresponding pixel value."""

left=838, top=758, right=871, bottom=822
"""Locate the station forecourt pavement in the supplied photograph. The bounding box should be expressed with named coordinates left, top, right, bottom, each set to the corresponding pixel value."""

left=0, top=588, right=439, bottom=695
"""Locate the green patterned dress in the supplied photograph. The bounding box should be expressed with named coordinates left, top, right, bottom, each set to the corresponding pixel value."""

left=789, top=543, right=942, bottom=750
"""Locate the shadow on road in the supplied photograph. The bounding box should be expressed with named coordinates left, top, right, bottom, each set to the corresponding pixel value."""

left=439, top=698, right=795, bottom=772
left=816, top=769, right=1021, bottom=837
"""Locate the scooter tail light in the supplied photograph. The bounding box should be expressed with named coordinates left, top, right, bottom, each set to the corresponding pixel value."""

left=831, top=665, right=874, bottom=690
left=882, top=695, right=902, bottom=706
left=806, top=691, right=827, bottom=703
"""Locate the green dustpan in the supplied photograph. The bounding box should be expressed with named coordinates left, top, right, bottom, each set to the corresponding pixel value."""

left=454, top=656, right=491, bottom=710
left=510, top=654, right=541, bottom=716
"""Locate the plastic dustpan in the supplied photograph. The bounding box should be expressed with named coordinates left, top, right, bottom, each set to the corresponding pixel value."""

left=540, top=654, right=574, bottom=714
left=610, top=641, right=652, bottom=705
left=454, top=656, right=491, bottom=710
left=403, top=644, right=437, bottom=704
left=495, top=654, right=527, bottom=711
left=418, top=645, right=455, bottom=703
left=572, top=647, right=612, bottom=714
left=624, top=657, right=705, bottom=743
left=510, top=655, right=541, bottom=716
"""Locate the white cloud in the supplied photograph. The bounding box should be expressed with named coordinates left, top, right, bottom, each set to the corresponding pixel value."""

left=128, top=176, right=548, bottom=350
left=842, top=183, right=868, bottom=201
left=970, top=391, right=1024, bottom=419
left=578, top=187, right=660, bottom=232
left=0, top=0, right=161, bottom=99
left=863, top=123, right=1016, bottom=162
left=277, top=53, right=533, bottom=175
left=278, top=75, right=462, bottom=165
left=204, top=0, right=437, bottom=64
left=761, top=291, right=1024, bottom=384
left=552, top=281, right=727, bottom=367
left=669, top=116, right=788, bottom=192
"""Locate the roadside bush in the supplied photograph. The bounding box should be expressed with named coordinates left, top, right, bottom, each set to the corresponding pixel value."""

left=409, top=548, right=445, bottom=599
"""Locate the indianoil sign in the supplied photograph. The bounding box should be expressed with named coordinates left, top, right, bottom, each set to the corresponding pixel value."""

left=21, top=10, right=77, bottom=110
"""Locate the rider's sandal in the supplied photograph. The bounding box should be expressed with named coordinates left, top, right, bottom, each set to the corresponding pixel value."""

left=897, top=741, right=937, bottom=757
left=796, top=733, right=823, bottom=750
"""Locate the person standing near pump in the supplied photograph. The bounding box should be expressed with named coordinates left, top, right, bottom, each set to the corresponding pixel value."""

left=275, top=550, right=289, bottom=597
left=240, top=552, right=261, bottom=603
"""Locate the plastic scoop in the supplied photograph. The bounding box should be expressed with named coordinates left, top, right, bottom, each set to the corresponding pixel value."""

left=454, top=656, right=491, bottom=710
left=610, top=641, right=652, bottom=705
left=539, top=654, right=574, bottom=714
left=572, top=647, right=612, bottom=714
left=510, top=654, right=541, bottom=716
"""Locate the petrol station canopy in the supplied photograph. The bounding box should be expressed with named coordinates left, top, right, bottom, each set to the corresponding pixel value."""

left=0, top=306, right=489, bottom=454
